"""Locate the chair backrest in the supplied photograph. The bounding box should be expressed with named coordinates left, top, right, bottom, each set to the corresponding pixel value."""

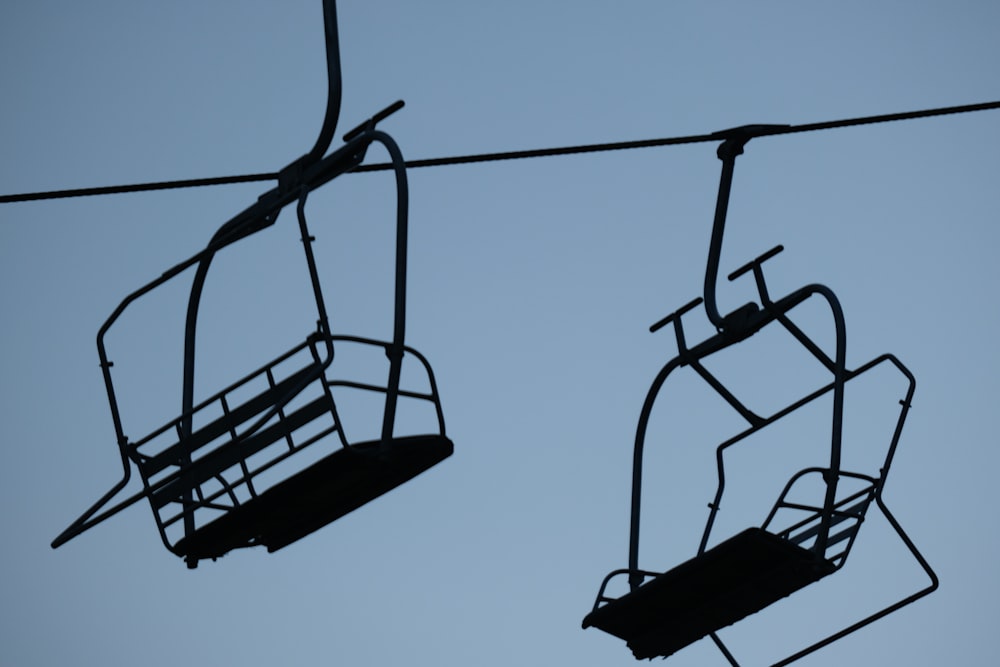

left=130, top=335, right=342, bottom=546
left=763, top=467, right=878, bottom=568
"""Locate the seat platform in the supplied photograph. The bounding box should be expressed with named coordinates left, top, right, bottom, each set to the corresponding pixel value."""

left=583, top=528, right=836, bottom=659
left=175, top=434, right=453, bottom=565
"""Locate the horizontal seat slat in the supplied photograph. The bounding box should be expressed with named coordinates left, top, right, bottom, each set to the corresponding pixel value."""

left=151, top=395, right=334, bottom=510
left=142, top=363, right=322, bottom=476
left=787, top=498, right=870, bottom=546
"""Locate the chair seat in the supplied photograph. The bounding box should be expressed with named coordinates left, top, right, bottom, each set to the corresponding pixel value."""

left=175, top=434, right=453, bottom=565
left=583, top=528, right=836, bottom=659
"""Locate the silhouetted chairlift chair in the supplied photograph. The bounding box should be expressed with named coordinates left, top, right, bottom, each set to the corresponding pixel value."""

left=582, top=128, right=937, bottom=664
left=51, top=110, right=452, bottom=568
left=51, top=1, right=452, bottom=569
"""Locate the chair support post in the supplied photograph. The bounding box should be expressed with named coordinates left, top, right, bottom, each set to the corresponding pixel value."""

left=703, top=138, right=745, bottom=330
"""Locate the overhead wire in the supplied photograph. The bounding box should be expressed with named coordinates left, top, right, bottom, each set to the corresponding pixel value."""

left=355, top=99, right=1000, bottom=172
left=1, top=99, right=998, bottom=205
left=0, top=173, right=279, bottom=205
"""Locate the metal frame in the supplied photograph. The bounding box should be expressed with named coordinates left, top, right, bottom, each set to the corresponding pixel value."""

left=51, top=0, right=451, bottom=565
left=585, top=128, right=937, bottom=664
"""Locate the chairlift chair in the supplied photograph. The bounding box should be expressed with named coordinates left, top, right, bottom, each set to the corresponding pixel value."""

left=52, top=1, right=452, bottom=568
left=582, top=128, right=937, bottom=664
left=52, top=111, right=452, bottom=568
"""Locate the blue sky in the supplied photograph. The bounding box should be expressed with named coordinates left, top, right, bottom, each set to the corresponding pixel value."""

left=2, top=2, right=998, bottom=665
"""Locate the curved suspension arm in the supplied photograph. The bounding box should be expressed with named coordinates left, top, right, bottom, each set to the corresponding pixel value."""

left=303, top=0, right=343, bottom=164
left=702, top=139, right=744, bottom=329
left=701, top=125, right=789, bottom=331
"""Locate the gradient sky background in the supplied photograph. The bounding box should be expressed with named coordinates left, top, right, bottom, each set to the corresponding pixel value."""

left=2, top=2, right=999, bottom=665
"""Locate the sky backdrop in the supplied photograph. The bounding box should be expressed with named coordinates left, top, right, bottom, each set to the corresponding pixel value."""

left=2, top=2, right=999, bottom=665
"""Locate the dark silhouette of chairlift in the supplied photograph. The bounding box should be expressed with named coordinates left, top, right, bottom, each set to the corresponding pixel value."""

left=52, top=0, right=452, bottom=568
left=582, top=127, right=938, bottom=664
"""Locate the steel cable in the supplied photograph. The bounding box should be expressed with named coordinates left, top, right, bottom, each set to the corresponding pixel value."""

left=2, top=99, right=998, bottom=204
